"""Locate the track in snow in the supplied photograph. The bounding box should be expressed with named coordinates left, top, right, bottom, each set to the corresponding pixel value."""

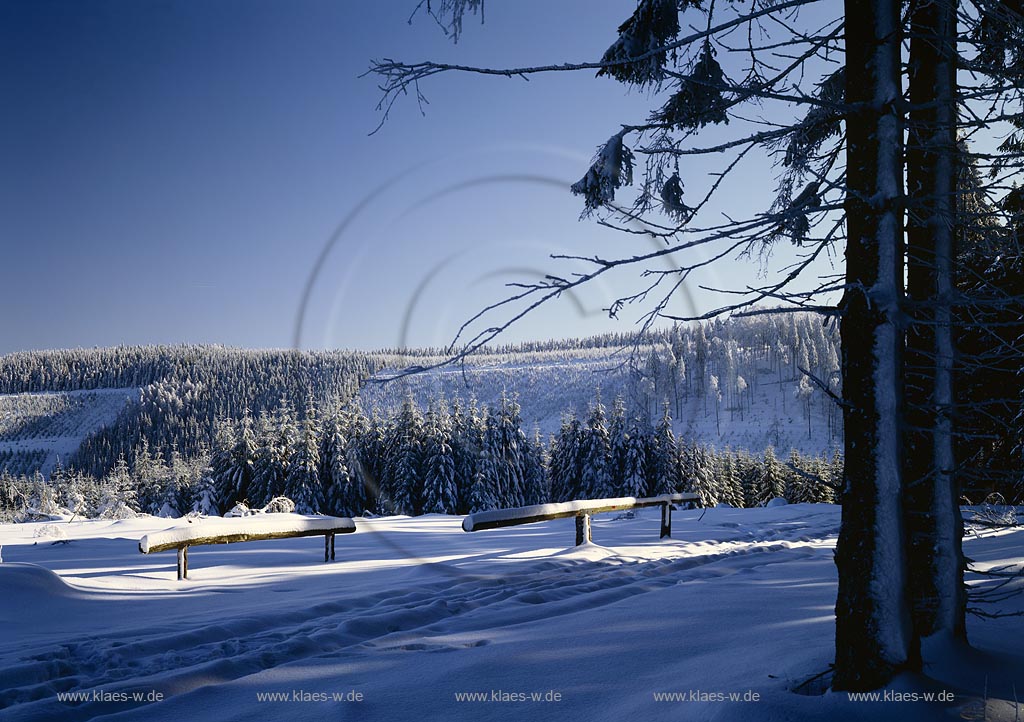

left=0, top=509, right=840, bottom=721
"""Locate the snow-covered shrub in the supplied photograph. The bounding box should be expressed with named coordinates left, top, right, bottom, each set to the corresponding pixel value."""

left=26, top=473, right=60, bottom=517
left=224, top=501, right=251, bottom=518
left=95, top=454, right=139, bottom=519
left=968, top=493, right=1018, bottom=528
left=260, top=496, right=296, bottom=514
left=0, top=473, right=26, bottom=523
left=97, top=498, right=139, bottom=520
left=33, top=523, right=66, bottom=540
left=156, top=501, right=179, bottom=518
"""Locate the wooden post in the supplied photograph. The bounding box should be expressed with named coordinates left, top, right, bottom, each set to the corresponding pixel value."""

left=324, top=534, right=330, bottom=563
left=183, top=546, right=188, bottom=578
left=575, top=513, right=591, bottom=546
left=330, top=533, right=336, bottom=561
left=177, top=546, right=185, bottom=580
left=660, top=503, right=672, bottom=539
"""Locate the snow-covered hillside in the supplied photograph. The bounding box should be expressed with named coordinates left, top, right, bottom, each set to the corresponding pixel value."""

left=0, top=389, right=138, bottom=477
left=0, top=314, right=840, bottom=484
left=0, top=506, right=1020, bottom=721
left=362, top=343, right=841, bottom=457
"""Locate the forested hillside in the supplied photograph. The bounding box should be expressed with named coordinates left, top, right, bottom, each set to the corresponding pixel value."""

left=364, top=311, right=843, bottom=454
left=0, top=346, right=375, bottom=478
left=0, top=389, right=137, bottom=477
left=1, top=309, right=1017, bottom=521
left=0, top=314, right=849, bottom=521
left=1, top=314, right=841, bottom=482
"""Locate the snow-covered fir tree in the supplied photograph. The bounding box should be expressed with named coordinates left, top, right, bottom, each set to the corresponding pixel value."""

left=736, top=449, right=760, bottom=508
left=421, top=402, right=458, bottom=514
left=786, top=451, right=834, bottom=504
left=189, top=469, right=219, bottom=515
left=286, top=408, right=323, bottom=514
left=348, top=408, right=385, bottom=514
left=806, top=453, right=834, bottom=503
left=386, top=396, right=424, bottom=515
left=469, top=407, right=499, bottom=512
left=96, top=454, right=137, bottom=519
left=212, top=413, right=257, bottom=510
left=250, top=411, right=288, bottom=508
left=131, top=438, right=169, bottom=515
left=753, top=446, right=785, bottom=506
left=689, top=444, right=718, bottom=507
left=784, top=448, right=809, bottom=503
left=713, top=449, right=739, bottom=507
left=649, top=404, right=679, bottom=495
left=677, top=437, right=694, bottom=491
left=549, top=411, right=584, bottom=502
left=607, top=395, right=628, bottom=495
left=580, top=392, right=613, bottom=499
left=449, top=396, right=479, bottom=514
left=621, top=414, right=649, bottom=497
left=522, top=426, right=549, bottom=505
left=491, top=392, right=527, bottom=508
left=338, top=404, right=372, bottom=516
left=319, top=410, right=354, bottom=516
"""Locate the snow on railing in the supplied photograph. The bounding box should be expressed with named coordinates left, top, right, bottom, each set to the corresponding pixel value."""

left=463, top=493, right=699, bottom=545
left=139, top=514, right=356, bottom=580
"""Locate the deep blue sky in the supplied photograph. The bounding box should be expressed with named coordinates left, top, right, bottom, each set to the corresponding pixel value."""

left=1, top=0, right=837, bottom=354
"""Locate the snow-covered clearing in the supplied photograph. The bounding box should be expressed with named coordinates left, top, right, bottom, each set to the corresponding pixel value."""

left=0, top=505, right=1020, bottom=721
left=362, top=352, right=841, bottom=456
left=0, top=388, right=138, bottom=476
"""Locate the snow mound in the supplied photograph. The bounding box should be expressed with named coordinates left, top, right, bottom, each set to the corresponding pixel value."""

left=0, top=562, right=80, bottom=600
left=767, top=497, right=789, bottom=507
left=550, top=542, right=621, bottom=562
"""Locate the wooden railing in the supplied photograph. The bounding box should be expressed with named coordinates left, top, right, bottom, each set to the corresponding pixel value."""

left=139, top=516, right=356, bottom=580
left=462, top=493, right=699, bottom=546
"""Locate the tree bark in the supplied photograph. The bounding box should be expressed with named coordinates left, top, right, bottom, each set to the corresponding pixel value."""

left=833, top=0, right=913, bottom=690
left=904, top=0, right=966, bottom=645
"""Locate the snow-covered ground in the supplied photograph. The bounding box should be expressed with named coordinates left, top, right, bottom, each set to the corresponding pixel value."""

left=0, top=506, right=1021, bottom=721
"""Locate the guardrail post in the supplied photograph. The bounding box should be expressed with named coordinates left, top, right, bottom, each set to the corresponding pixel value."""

left=660, top=502, right=672, bottom=539
left=177, top=545, right=189, bottom=580
left=575, top=513, right=591, bottom=545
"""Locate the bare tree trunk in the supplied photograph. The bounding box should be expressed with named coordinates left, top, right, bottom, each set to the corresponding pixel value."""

left=833, top=0, right=913, bottom=690
left=904, top=0, right=966, bottom=645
